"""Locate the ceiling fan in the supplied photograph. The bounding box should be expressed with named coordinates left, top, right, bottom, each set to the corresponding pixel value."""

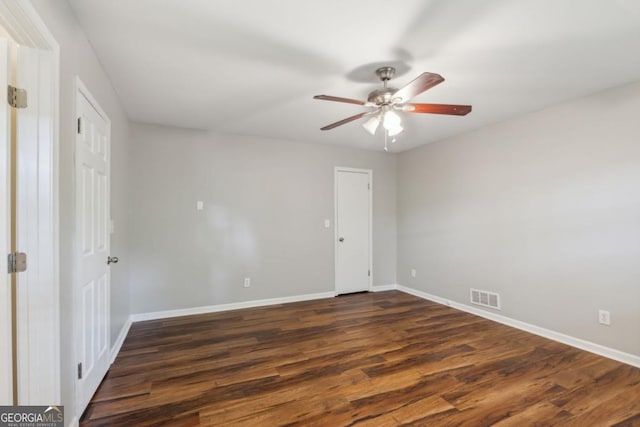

left=313, top=66, right=472, bottom=150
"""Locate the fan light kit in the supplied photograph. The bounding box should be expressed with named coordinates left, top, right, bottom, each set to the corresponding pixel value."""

left=314, top=66, right=472, bottom=151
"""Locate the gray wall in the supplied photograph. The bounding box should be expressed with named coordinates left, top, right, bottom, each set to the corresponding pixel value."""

left=397, top=81, right=640, bottom=356
left=128, top=124, right=397, bottom=314
left=30, top=1, right=131, bottom=421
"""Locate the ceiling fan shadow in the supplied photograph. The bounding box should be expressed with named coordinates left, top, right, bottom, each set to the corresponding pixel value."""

left=151, top=3, right=343, bottom=78
left=395, top=0, right=508, bottom=61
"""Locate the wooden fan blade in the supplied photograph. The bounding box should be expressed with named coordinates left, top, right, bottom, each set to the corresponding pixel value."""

left=392, top=72, right=444, bottom=103
left=404, top=103, right=472, bottom=116
left=313, top=95, right=366, bottom=105
left=320, top=112, right=369, bottom=130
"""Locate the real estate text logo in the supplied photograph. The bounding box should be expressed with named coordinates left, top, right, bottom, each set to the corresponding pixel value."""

left=0, top=406, right=63, bottom=427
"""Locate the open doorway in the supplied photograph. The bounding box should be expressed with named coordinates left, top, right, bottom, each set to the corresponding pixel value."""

left=0, top=1, right=60, bottom=405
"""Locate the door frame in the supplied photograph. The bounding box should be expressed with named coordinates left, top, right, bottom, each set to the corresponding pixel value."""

left=334, top=167, right=373, bottom=295
left=0, top=36, right=12, bottom=406
left=73, top=76, right=112, bottom=417
left=0, top=0, right=60, bottom=404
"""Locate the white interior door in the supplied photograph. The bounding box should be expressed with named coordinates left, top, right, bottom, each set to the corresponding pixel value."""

left=0, top=37, right=13, bottom=405
left=75, top=83, right=110, bottom=414
left=335, top=168, right=372, bottom=295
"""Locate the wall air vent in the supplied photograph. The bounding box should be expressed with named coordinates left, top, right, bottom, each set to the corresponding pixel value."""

left=470, top=288, right=501, bottom=310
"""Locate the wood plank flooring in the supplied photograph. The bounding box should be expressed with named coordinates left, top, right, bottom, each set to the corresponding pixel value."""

left=80, top=291, right=640, bottom=426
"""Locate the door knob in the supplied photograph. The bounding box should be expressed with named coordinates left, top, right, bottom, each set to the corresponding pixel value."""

left=338, top=237, right=344, bottom=242
left=107, top=256, right=119, bottom=265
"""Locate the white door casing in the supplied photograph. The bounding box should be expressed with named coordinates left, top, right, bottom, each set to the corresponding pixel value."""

left=334, top=167, right=372, bottom=295
left=75, top=79, right=111, bottom=414
left=15, top=44, right=57, bottom=405
left=0, top=37, right=12, bottom=405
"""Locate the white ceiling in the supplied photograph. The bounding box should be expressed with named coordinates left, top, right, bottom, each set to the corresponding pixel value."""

left=67, top=0, right=640, bottom=152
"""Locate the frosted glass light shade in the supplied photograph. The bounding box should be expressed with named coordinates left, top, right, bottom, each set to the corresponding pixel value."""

left=387, top=123, right=403, bottom=136
left=383, top=110, right=403, bottom=136
left=383, top=110, right=401, bottom=127
left=362, top=116, right=380, bottom=135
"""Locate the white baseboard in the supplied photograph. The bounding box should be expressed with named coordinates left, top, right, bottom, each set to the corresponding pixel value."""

left=110, top=317, right=133, bottom=364
left=397, top=285, right=640, bottom=369
left=130, top=291, right=336, bottom=322
left=372, top=284, right=399, bottom=292
left=131, top=287, right=400, bottom=324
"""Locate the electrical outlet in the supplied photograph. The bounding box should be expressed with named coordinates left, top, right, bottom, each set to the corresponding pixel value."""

left=598, top=309, right=610, bottom=326
left=410, top=269, right=416, bottom=278
left=244, top=277, right=251, bottom=288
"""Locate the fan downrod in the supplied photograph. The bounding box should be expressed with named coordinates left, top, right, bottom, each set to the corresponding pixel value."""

left=368, top=66, right=398, bottom=104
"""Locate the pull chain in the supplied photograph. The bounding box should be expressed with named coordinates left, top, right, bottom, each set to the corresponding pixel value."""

left=384, top=129, right=389, bottom=152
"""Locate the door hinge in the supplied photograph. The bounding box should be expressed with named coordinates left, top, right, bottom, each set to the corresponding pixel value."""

left=368, top=183, right=370, bottom=190
left=77, top=117, right=82, bottom=134
left=368, top=269, right=371, bottom=277
left=7, top=85, right=27, bottom=109
left=7, top=252, right=27, bottom=273
left=77, top=363, right=83, bottom=380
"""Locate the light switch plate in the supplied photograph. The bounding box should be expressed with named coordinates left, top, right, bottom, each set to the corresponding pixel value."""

left=196, top=200, right=204, bottom=210
left=324, top=219, right=330, bottom=228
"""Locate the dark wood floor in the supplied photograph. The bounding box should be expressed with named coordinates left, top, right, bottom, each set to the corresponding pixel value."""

left=80, top=291, right=640, bottom=426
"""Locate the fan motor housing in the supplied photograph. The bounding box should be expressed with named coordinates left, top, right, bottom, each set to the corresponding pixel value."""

left=367, top=88, right=398, bottom=105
